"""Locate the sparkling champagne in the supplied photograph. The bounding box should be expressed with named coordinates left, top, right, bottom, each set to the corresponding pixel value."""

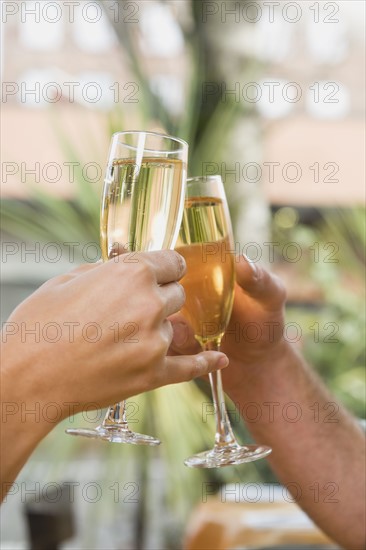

left=101, top=157, right=185, bottom=259
left=176, top=196, right=235, bottom=345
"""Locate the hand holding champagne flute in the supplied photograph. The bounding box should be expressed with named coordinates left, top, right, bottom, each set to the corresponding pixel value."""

left=176, top=176, right=272, bottom=467
left=66, top=131, right=188, bottom=445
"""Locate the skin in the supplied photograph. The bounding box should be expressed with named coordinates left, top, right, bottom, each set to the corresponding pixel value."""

left=0, top=250, right=228, bottom=500
left=170, top=255, right=366, bottom=550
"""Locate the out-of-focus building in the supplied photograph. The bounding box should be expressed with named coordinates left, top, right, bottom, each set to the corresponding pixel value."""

left=1, top=0, right=190, bottom=197
left=1, top=1, right=364, bottom=205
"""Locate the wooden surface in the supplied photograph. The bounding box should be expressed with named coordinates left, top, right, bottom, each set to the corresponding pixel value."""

left=184, top=496, right=335, bottom=550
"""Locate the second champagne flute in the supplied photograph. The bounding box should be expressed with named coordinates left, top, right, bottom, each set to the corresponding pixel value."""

left=66, top=131, right=188, bottom=445
left=176, top=175, right=272, bottom=467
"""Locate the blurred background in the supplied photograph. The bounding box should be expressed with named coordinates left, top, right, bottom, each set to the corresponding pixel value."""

left=1, top=1, right=365, bottom=548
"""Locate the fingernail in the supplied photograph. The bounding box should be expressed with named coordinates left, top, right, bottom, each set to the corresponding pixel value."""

left=172, top=322, right=188, bottom=347
left=217, top=355, right=229, bottom=368
left=175, top=252, right=186, bottom=276
left=243, top=253, right=259, bottom=275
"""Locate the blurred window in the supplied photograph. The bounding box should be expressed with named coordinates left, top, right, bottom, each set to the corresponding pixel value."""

left=256, top=78, right=299, bottom=119
left=257, top=18, right=295, bottom=63
left=305, top=14, right=348, bottom=65
left=73, top=71, right=116, bottom=110
left=139, top=3, right=184, bottom=58
left=19, top=1, right=64, bottom=51
left=306, top=81, right=350, bottom=119
left=150, top=74, right=184, bottom=116
left=72, top=5, right=117, bottom=53
left=16, top=69, right=116, bottom=111
left=17, top=69, right=60, bottom=108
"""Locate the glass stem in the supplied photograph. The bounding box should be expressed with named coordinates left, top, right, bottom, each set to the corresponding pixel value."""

left=103, top=401, right=130, bottom=431
left=204, top=340, right=237, bottom=448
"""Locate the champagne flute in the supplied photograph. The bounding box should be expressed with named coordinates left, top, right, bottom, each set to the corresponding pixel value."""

left=66, top=131, right=188, bottom=445
left=176, top=175, right=271, bottom=467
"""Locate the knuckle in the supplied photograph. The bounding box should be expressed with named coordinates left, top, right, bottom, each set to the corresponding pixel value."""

left=161, top=320, right=173, bottom=345
left=178, top=282, right=186, bottom=300
left=147, top=359, right=166, bottom=389
left=272, top=274, right=288, bottom=304
left=189, top=354, right=207, bottom=380
left=149, top=335, right=167, bottom=363
left=254, top=265, right=264, bottom=285
left=136, top=257, right=153, bottom=276
left=171, top=250, right=186, bottom=279
left=41, top=274, right=68, bottom=288
left=149, top=292, right=166, bottom=318
left=174, top=282, right=186, bottom=308
left=129, top=258, right=155, bottom=284
left=141, top=306, right=159, bottom=328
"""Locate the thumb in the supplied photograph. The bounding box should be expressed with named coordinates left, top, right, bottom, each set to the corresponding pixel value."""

left=169, top=313, right=201, bottom=354
left=236, top=255, right=287, bottom=310
left=163, top=352, right=229, bottom=385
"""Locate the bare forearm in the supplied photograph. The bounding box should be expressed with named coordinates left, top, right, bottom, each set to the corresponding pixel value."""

left=1, top=349, right=53, bottom=501
left=228, top=343, right=366, bottom=550
left=1, top=408, right=51, bottom=501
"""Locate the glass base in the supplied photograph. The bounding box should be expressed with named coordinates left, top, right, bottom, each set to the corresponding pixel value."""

left=184, top=443, right=272, bottom=468
left=65, top=426, right=161, bottom=445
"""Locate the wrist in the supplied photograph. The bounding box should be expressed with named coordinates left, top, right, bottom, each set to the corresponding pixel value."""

left=225, top=339, right=296, bottom=402
left=1, top=341, right=59, bottom=440
left=1, top=342, right=60, bottom=492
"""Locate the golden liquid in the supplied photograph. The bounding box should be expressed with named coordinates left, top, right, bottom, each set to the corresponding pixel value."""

left=101, top=157, right=185, bottom=259
left=176, top=196, right=235, bottom=345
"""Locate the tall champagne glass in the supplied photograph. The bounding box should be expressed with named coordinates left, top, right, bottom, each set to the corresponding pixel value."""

left=176, top=176, right=271, bottom=467
left=66, top=131, right=188, bottom=445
